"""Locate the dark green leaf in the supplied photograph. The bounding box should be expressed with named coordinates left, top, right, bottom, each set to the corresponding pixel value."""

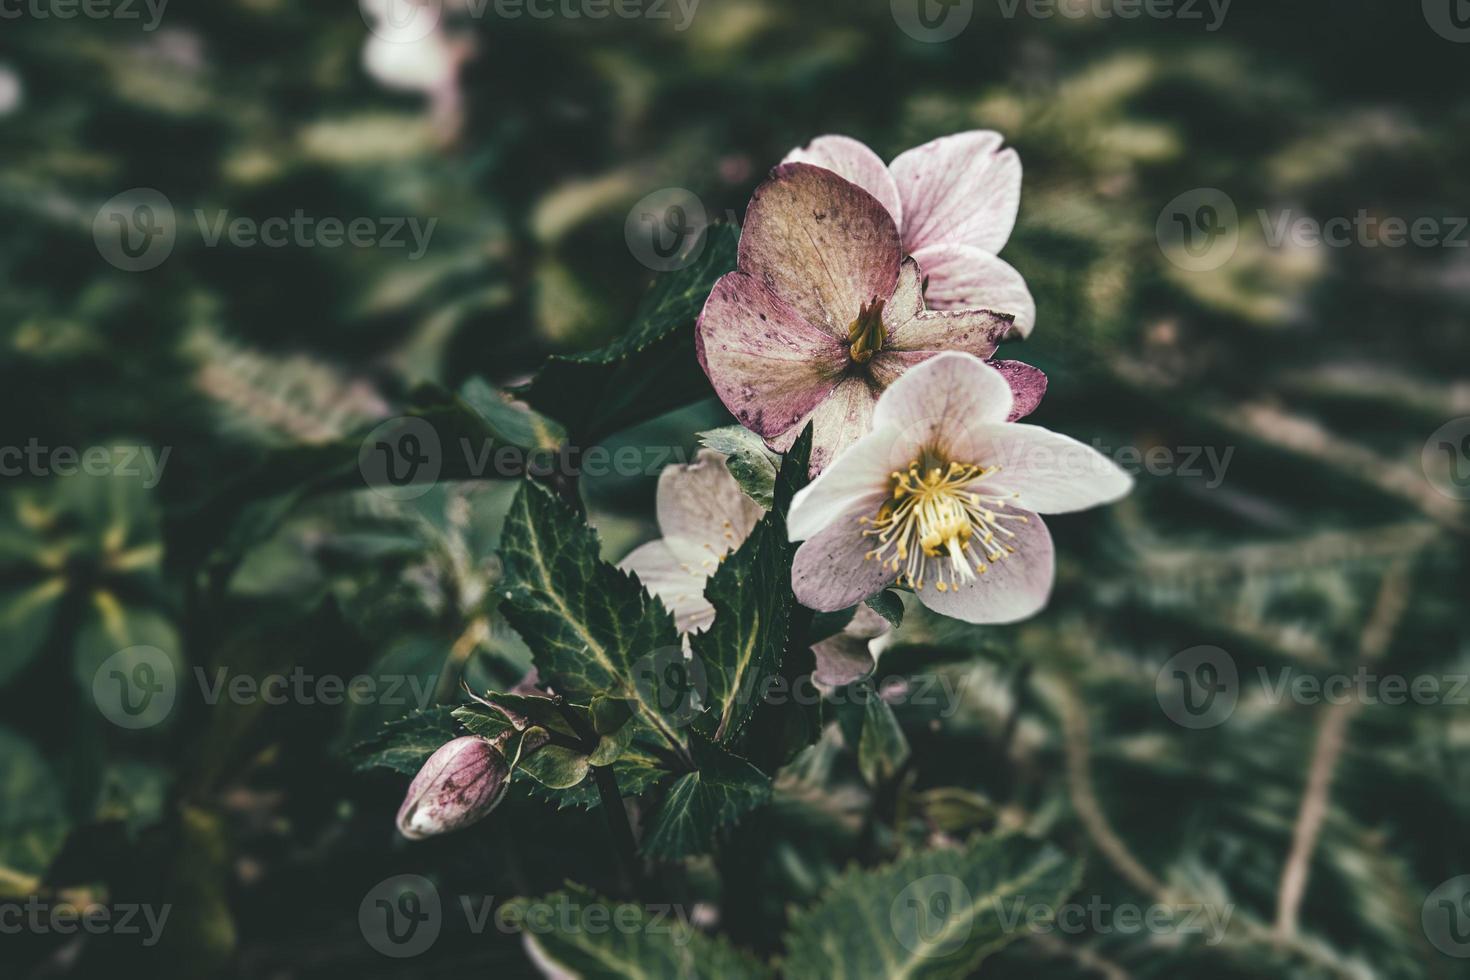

left=0, top=727, right=69, bottom=883
left=0, top=578, right=64, bottom=687
left=698, top=425, right=780, bottom=508
left=642, top=737, right=770, bottom=860
left=349, top=706, right=459, bottom=774
left=865, top=590, right=905, bottom=630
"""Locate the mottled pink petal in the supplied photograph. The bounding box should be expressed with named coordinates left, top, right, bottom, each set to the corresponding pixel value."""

left=891, top=131, right=1021, bottom=257
left=738, top=163, right=902, bottom=337
left=696, top=270, right=848, bottom=439
left=912, top=243, right=1035, bottom=337
left=884, top=256, right=925, bottom=328
left=620, top=538, right=718, bottom=634
left=769, top=375, right=883, bottom=475
left=791, top=500, right=899, bottom=611
left=914, top=508, right=1053, bottom=624
left=782, top=135, right=904, bottom=231
left=788, top=423, right=908, bottom=541
left=882, top=307, right=1012, bottom=357
left=952, top=423, right=1134, bottom=514
left=655, top=449, right=763, bottom=556
left=989, top=360, right=1047, bottom=421
left=871, top=352, right=1015, bottom=456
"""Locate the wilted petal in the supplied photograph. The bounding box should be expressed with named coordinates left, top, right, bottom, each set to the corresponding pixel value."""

left=884, top=256, right=925, bottom=327
left=883, top=307, right=1013, bottom=356
left=914, top=509, right=1054, bottom=624
left=397, top=736, right=509, bottom=840
left=891, top=130, right=1021, bottom=256
left=811, top=631, right=877, bottom=688
left=845, top=603, right=893, bottom=640
left=655, top=449, right=764, bottom=556
left=955, top=422, right=1134, bottom=514
left=989, top=359, right=1047, bottom=421
left=782, top=134, right=904, bottom=231
left=791, top=501, right=899, bottom=611
left=773, top=375, right=885, bottom=475
left=911, top=243, right=1035, bottom=337
left=696, top=270, right=848, bottom=439
left=738, top=163, right=902, bottom=336
left=871, top=352, right=1015, bottom=455
left=620, top=538, right=718, bottom=634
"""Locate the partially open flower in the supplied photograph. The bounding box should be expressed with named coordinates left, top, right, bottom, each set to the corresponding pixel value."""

left=788, top=352, right=1132, bottom=624
left=396, top=736, right=509, bottom=840
left=784, top=131, right=1034, bottom=336
left=697, top=163, right=1039, bottom=474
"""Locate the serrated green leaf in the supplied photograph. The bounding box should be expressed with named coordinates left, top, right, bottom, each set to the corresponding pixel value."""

left=692, top=514, right=792, bottom=744
left=452, top=704, right=518, bottom=740
left=510, top=883, right=769, bottom=979
left=519, top=224, right=739, bottom=442
left=498, top=481, right=689, bottom=757
left=349, top=706, right=459, bottom=774
left=865, top=590, right=905, bottom=630
left=514, top=742, right=667, bottom=811
left=698, top=425, right=780, bottom=508
left=782, top=834, right=1081, bottom=979
left=642, top=737, right=770, bottom=860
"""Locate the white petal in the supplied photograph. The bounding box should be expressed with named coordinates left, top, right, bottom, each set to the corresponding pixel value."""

left=914, top=509, right=1054, bottom=624
left=891, top=130, right=1021, bottom=256
left=619, top=538, right=718, bottom=634
left=871, top=352, right=1015, bottom=455
left=791, top=501, right=900, bottom=611
left=912, top=243, right=1036, bottom=338
left=787, top=423, right=910, bottom=541
left=656, top=449, right=764, bottom=556
left=956, top=423, right=1134, bottom=514
left=782, top=134, right=904, bottom=230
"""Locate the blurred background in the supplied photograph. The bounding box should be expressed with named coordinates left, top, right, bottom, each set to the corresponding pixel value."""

left=1, top=0, right=1468, bottom=976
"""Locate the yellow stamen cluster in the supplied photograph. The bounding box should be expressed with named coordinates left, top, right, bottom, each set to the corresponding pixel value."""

left=846, top=296, right=887, bottom=364
left=859, top=460, right=1026, bottom=592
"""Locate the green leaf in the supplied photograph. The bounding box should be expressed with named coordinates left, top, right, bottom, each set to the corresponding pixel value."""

left=498, top=481, right=688, bottom=754
left=642, top=737, right=770, bottom=860
left=865, top=590, right=905, bottom=630
left=518, top=740, right=592, bottom=789
left=519, top=224, right=739, bottom=442
left=857, top=691, right=911, bottom=788
left=349, top=706, right=459, bottom=774
left=0, top=727, right=69, bottom=884
left=515, top=743, right=667, bottom=811
left=699, top=425, right=780, bottom=508
left=692, top=514, right=792, bottom=744
left=0, top=577, right=64, bottom=687
left=509, top=883, right=769, bottom=979
left=782, top=834, right=1081, bottom=979
left=773, top=424, right=813, bottom=514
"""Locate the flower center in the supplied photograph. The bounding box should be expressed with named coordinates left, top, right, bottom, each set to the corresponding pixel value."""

left=846, top=296, right=886, bottom=364
left=858, top=459, right=1026, bottom=592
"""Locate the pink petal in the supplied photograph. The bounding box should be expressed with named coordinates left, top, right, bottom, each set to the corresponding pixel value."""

left=619, top=539, right=718, bottom=634
left=989, top=360, right=1047, bottom=421
left=871, top=352, right=1015, bottom=456
left=884, top=256, right=925, bottom=327
left=770, top=375, right=883, bottom=475
left=844, top=603, right=893, bottom=640
left=913, top=508, right=1054, bottom=624
left=655, top=449, right=764, bottom=555
left=788, top=424, right=906, bottom=541
left=696, top=270, right=848, bottom=440
left=954, top=423, right=1134, bottom=514
left=811, top=631, right=876, bottom=688
left=891, top=131, right=1021, bottom=257
left=782, top=135, right=904, bottom=231
left=911, top=243, right=1035, bottom=337
left=791, top=501, right=899, bottom=611
left=882, top=307, right=1012, bottom=356
left=738, top=163, right=903, bottom=337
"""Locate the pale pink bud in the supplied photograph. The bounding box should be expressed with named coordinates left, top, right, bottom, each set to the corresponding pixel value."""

left=396, top=736, right=509, bottom=840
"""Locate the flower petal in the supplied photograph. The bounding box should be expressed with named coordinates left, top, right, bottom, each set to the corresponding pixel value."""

left=914, top=508, right=1054, bottom=624
left=989, top=359, right=1047, bottom=421
left=738, top=163, right=902, bottom=337
left=696, top=270, right=849, bottom=439
left=788, top=423, right=907, bottom=541
left=844, top=603, right=892, bottom=640
left=791, top=500, right=900, bottom=611
left=891, top=130, right=1021, bottom=256
left=811, top=631, right=876, bottom=688
left=882, top=307, right=1012, bottom=356
left=871, top=352, right=1015, bottom=456
left=911, top=243, right=1035, bottom=337
left=619, top=538, right=718, bottom=634
left=956, top=423, right=1134, bottom=514
left=656, top=449, right=764, bottom=554
left=769, top=375, right=883, bottom=475
left=782, top=134, right=904, bottom=231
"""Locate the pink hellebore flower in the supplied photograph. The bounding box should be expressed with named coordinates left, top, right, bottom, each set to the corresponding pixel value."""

left=697, top=163, right=1045, bottom=474
left=784, top=131, right=1035, bottom=336
left=396, top=735, right=510, bottom=839
left=787, top=353, right=1132, bottom=624
left=620, top=449, right=891, bottom=682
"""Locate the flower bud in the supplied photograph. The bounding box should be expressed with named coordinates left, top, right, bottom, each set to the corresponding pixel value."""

left=396, top=736, right=509, bottom=840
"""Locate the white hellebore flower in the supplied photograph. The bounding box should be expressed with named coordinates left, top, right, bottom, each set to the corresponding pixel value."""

left=787, top=352, right=1132, bottom=624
